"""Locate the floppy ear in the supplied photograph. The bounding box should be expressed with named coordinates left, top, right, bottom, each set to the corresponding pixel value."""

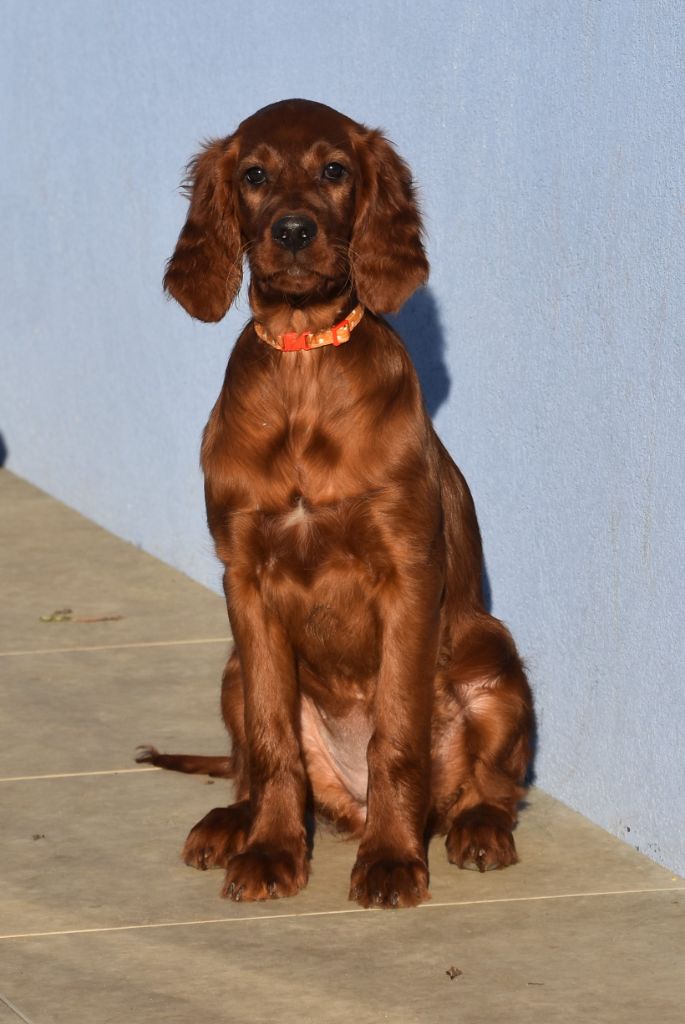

left=163, top=137, right=242, bottom=322
left=350, top=129, right=429, bottom=314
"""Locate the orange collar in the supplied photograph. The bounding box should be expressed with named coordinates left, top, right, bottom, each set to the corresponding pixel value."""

left=254, top=304, right=364, bottom=352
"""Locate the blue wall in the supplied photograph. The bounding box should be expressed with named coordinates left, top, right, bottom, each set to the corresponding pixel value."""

left=2, top=1, right=683, bottom=873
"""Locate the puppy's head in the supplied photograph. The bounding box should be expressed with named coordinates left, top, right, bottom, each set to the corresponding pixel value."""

left=164, top=99, right=428, bottom=322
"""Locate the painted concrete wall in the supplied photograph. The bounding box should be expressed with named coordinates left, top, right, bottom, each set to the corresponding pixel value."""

left=2, top=1, right=683, bottom=873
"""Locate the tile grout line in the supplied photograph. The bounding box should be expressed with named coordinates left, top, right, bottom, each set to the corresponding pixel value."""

left=0, top=637, right=230, bottom=658
left=0, top=993, right=36, bottom=1024
left=0, top=767, right=160, bottom=783
left=1, top=887, right=682, bottom=941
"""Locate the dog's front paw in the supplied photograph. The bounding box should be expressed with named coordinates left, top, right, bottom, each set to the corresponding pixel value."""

left=349, top=854, right=429, bottom=908
left=182, top=802, right=251, bottom=870
left=222, top=845, right=309, bottom=901
left=446, top=805, right=518, bottom=872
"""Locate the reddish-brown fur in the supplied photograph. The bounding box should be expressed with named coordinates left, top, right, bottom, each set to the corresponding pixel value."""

left=138, top=99, right=534, bottom=908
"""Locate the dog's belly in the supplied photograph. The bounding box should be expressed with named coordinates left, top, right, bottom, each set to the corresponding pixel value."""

left=300, top=695, right=371, bottom=806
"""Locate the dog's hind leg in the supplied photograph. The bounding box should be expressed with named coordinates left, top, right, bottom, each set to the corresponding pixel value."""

left=433, top=614, right=534, bottom=871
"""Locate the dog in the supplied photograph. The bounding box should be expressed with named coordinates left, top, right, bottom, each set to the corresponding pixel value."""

left=138, top=98, right=533, bottom=908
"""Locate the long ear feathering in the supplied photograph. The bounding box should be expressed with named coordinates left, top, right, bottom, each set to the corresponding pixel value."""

left=350, top=128, right=429, bottom=314
left=163, top=137, right=242, bottom=322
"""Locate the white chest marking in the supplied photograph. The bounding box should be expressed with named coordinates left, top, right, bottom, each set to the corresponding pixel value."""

left=282, top=497, right=309, bottom=529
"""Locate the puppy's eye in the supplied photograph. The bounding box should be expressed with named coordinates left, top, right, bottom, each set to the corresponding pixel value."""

left=244, top=166, right=267, bottom=185
left=322, top=162, right=347, bottom=181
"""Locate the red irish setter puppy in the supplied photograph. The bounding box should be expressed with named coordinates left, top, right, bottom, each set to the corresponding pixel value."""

left=138, top=98, right=533, bottom=908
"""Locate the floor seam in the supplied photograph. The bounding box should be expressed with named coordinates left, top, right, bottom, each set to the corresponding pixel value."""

left=0, top=767, right=160, bottom=783
left=0, top=637, right=230, bottom=658
left=2, top=886, right=682, bottom=941
left=0, top=993, right=36, bottom=1024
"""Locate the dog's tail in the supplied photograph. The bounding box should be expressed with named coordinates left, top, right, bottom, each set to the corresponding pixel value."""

left=135, top=745, right=235, bottom=778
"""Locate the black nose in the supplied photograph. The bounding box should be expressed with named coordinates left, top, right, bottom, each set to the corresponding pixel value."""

left=271, top=215, right=318, bottom=252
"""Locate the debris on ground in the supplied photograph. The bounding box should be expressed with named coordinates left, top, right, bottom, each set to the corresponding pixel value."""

left=39, top=608, right=124, bottom=624
left=445, top=966, right=463, bottom=981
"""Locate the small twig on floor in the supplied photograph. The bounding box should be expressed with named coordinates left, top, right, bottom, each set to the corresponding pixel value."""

left=71, top=614, right=124, bottom=623
left=39, top=608, right=124, bottom=624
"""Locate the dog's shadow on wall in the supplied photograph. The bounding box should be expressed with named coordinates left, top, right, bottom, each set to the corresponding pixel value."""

left=390, top=287, right=451, bottom=419
left=390, top=290, right=495, bottom=617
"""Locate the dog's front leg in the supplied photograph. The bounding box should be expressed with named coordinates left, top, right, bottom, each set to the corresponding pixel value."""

left=350, top=571, right=440, bottom=908
left=222, top=581, right=308, bottom=901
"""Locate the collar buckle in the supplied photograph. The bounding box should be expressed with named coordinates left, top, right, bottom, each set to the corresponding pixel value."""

left=282, top=331, right=310, bottom=352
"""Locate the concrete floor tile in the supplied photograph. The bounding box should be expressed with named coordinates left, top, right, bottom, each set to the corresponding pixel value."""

left=0, top=644, right=230, bottom=778
left=0, top=470, right=228, bottom=654
left=0, top=996, right=33, bottom=1024
left=0, top=469, right=56, bottom=506
left=1, top=891, right=683, bottom=1024
left=2, top=771, right=680, bottom=940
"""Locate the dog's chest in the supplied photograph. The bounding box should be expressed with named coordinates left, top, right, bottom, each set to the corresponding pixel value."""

left=207, top=366, right=402, bottom=678
left=246, top=397, right=390, bottom=582
left=253, top=486, right=388, bottom=584
left=250, top=492, right=387, bottom=681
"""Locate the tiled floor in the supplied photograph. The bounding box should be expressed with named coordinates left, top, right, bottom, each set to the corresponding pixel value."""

left=1, top=469, right=683, bottom=1023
